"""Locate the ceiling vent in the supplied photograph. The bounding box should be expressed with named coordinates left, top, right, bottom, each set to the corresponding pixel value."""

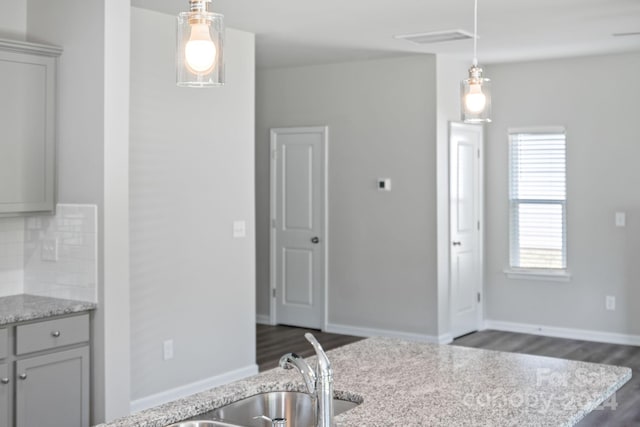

left=395, top=29, right=474, bottom=45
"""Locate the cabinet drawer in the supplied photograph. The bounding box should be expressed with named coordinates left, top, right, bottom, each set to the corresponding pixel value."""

left=16, top=314, right=89, bottom=355
left=0, top=329, right=6, bottom=359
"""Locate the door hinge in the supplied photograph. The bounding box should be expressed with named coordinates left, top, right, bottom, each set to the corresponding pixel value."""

left=477, top=292, right=481, bottom=303
left=271, top=150, right=277, bottom=160
left=272, top=219, right=276, bottom=229
left=477, top=149, right=480, bottom=159
left=272, top=288, right=276, bottom=298
left=477, top=220, right=480, bottom=231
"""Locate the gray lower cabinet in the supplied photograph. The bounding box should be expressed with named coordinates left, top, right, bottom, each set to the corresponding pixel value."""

left=0, top=313, right=90, bottom=427
left=15, top=346, right=89, bottom=427
left=0, top=362, right=9, bottom=427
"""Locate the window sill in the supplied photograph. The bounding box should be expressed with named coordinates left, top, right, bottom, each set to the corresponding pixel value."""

left=504, top=268, right=572, bottom=282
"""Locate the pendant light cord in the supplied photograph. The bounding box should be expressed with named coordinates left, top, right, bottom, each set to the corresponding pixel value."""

left=473, top=0, right=478, bottom=66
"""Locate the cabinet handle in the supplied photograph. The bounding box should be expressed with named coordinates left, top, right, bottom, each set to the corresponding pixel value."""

left=0, top=378, right=9, bottom=385
left=19, top=373, right=27, bottom=380
left=51, top=330, right=61, bottom=337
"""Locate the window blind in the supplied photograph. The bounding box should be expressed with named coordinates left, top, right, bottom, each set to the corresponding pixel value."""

left=509, top=130, right=567, bottom=269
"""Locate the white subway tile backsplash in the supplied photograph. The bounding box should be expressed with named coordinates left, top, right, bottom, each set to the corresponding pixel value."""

left=0, top=217, right=25, bottom=297
left=0, top=205, right=98, bottom=301
left=23, top=204, right=98, bottom=303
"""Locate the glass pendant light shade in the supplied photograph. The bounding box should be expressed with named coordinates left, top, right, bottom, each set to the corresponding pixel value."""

left=461, top=0, right=491, bottom=123
left=461, top=65, right=491, bottom=123
left=176, top=0, right=225, bottom=87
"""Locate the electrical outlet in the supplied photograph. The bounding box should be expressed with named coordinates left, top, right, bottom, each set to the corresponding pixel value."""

left=605, top=296, right=616, bottom=311
left=41, top=238, right=58, bottom=262
left=163, top=339, right=174, bottom=360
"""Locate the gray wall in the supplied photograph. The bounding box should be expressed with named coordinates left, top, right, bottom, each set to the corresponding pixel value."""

left=130, top=8, right=256, bottom=402
left=256, top=56, right=439, bottom=336
left=484, top=52, right=640, bottom=335
left=0, top=0, right=25, bottom=39
left=25, top=1, right=124, bottom=422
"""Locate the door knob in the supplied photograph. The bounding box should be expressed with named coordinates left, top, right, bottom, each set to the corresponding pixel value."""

left=311, top=237, right=320, bottom=244
left=0, top=378, right=9, bottom=385
left=452, top=241, right=462, bottom=246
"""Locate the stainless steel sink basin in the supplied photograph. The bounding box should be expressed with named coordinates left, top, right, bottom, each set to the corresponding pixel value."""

left=200, top=391, right=360, bottom=427
left=166, top=421, right=242, bottom=427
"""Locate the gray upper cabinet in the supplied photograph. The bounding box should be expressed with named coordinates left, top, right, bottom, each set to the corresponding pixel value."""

left=0, top=38, right=62, bottom=216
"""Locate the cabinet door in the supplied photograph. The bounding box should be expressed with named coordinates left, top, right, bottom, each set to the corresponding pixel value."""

left=0, top=363, right=9, bottom=427
left=15, top=346, right=89, bottom=427
left=0, top=46, right=58, bottom=215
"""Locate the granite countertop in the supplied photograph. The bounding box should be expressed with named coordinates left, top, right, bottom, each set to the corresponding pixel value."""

left=0, top=294, right=96, bottom=326
left=98, top=337, right=631, bottom=427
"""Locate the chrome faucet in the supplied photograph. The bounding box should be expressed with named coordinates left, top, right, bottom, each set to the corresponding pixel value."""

left=279, top=333, right=334, bottom=427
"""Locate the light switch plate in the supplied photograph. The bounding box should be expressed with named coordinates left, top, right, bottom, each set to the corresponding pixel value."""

left=615, top=212, right=626, bottom=227
left=233, top=220, right=246, bottom=238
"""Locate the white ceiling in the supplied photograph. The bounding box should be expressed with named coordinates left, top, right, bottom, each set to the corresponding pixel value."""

left=132, top=0, right=640, bottom=69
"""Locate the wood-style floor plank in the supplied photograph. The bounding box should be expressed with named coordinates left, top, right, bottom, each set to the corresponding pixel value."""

left=256, top=324, right=363, bottom=371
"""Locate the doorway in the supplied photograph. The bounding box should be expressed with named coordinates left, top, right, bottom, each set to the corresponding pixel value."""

left=269, top=126, right=328, bottom=329
left=449, top=122, right=483, bottom=338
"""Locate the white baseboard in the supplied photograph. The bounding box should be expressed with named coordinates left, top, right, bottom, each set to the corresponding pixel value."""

left=130, top=364, right=259, bottom=414
left=437, top=333, right=454, bottom=345
left=325, top=323, right=446, bottom=344
left=256, top=314, right=271, bottom=325
left=484, top=320, right=640, bottom=346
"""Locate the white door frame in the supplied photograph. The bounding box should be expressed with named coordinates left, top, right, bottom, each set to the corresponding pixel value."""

left=269, top=126, right=329, bottom=329
left=449, top=121, right=484, bottom=337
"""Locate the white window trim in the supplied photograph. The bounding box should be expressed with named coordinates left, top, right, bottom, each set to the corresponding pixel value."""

left=504, top=268, right=572, bottom=282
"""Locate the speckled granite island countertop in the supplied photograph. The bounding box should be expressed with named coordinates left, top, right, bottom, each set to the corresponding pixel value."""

left=98, top=337, right=631, bottom=427
left=0, top=294, right=96, bottom=325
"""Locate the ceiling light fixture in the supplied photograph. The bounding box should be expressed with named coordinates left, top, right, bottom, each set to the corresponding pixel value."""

left=461, top=0, right=491, bottom=123
left=176, top=0, right=225, bottom=88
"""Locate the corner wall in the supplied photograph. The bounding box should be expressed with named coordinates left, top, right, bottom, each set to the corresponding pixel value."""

left=484, top=52, right=640, bottom=340
left=129, top=7, right=256, bottom=406
left=256, top=55, right=439, bottom=338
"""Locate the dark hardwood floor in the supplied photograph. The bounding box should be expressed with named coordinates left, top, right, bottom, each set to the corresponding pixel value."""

left=453, top=330, right=640, bottom=427
left=257, top=325, right=639, bottom=426
left=256, top=324, right=363, bottom=371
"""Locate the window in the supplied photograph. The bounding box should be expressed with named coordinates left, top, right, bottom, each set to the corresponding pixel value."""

left=509, top=128, right=567, bottom=271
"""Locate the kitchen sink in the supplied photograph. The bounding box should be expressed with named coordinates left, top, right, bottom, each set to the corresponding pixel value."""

left=195, top=391, right=360, bottom=427
left=166, top=421, right=242, bottom=427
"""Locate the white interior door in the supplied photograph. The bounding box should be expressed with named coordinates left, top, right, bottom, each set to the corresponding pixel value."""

left=270, top=127, right=327, bottom=329
left=450, top=122, right=483, bottom=338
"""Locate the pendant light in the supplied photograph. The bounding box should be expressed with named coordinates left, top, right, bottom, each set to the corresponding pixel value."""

left=461, top=0, right=491, bottom=123
left=176, top=0, right=225, bottom=87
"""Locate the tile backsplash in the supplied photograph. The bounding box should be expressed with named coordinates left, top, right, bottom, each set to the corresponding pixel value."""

left=0, top=217, right=25, bottom=296
left=0, top=204, right=98, bottom=302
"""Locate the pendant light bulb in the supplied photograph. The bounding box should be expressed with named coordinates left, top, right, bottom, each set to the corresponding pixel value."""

left=464, top=82, right=487, bottom=114
left=176, top=0, right=225, bottom=87
left=185, top=23, right=217, bottom=73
